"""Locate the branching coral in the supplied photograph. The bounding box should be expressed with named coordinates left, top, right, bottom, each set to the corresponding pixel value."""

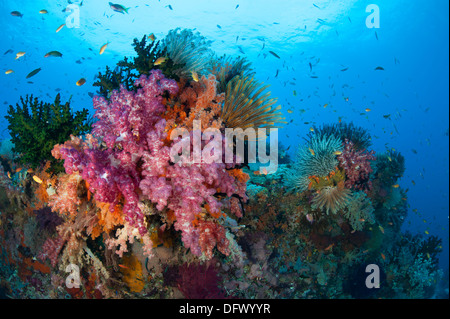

left=5, top=94, right=91, bottom=173
left=337, top=139, right=375, bottom=191
left=94, top=35, right=182, bottom=99
left=288, top=133, right=343, bottom=191
left=222, top=75, right=284, bottom=132
left=311, top=181, right=351, bottom=215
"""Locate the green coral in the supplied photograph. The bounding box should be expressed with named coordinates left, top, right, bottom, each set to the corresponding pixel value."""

left=343, top=191, right=375, bottom=231
left=4, top=94, right=90, bottom=173
left=94, top=34, right=183, bottom=98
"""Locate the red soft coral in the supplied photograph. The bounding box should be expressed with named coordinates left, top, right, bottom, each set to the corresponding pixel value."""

left=338, top=139, right=375, bottom=192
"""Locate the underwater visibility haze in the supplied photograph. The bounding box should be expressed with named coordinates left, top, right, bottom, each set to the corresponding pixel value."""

left=0, top=0, right=448, bottom=300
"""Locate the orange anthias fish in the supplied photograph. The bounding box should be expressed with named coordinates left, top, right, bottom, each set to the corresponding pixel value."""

left=33, top=175, right=43, bottom=184
left=381, top=253, right=386, bottom=261
left=118, top=264, right=130, bottom=270
left=99, top=42, right=110, bottom=55
left=308, top=148, right=315, bottom=156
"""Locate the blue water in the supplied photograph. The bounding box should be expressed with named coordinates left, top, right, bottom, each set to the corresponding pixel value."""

left=0, top=0, right=448, bottom=283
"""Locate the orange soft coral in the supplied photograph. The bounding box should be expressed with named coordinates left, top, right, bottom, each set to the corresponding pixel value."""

left=178, top=74, right=225, bottom=131
left=227, top=168, right=250, bottom=184
left=96, top=201, right=124, bottom=234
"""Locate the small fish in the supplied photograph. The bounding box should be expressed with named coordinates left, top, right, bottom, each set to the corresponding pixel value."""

left=154, top=56, right=167, bottom=65
left=99, top=42, right=109, bottom=55
left=306, top=214, right=314, bottom=223
left=39, top=9, right=48, bottom=14
left=287, top=109, right=293, bottom=114
left=375, top=31, right=378, bottom=40
left=374, top=66, right=384, bottom=71
left=4, top=49, right=13, bottom=55
left=392, top=184, right=399, bottom=188
left=15, top=51, right=26, bottom=59
left=268, top=51, right=280, bottom=59
left=308, top=148, right=315, bottom=156
left=340, top=67, right=348, bottom=72
left=166, top=4, right=173, bottom=10
left=148, top=33, right=156, bottom=42
left=380, top=253, right=386, bottom=261
left=324, top=243, right=334, bottom=251
left=11, top=11, right=23, bottom=17
left=323, top=103, right=328, bottom=108
left=217, top=24, right=222, bottom=29
left=379, top=225, right=385, bottom=234
left=313, top=3, right=320, bottom=9
left=383, top=114, right=391, bottom=119
left=56, top=23, right=65, bottom=33
left=44, top=51, right=63, bottom=58
left=7, top=172, right=11, bottom=179
left=334, top=151, right=342, bottom=156
left=118, top=264, right=130, bottom=269
left=5, top=69, right=14, bottom=75
left=310, top=75, right=318, bottom=78
left=191, top=71, right=199, bottom=82
left=26, top=68, right=41, bottom=79
left=33, top=175, right=43, bottom=184
left=425, top=230, right=429, bottom=235
left=235, top=4, right=239, bottom=9
left=76, top=78, right=86, bottom=86
left=109, top=2, right=130, bottom=14
left=309, top=127, right=314, bottom=132
left=411, top=180, right=416, bottom=186
left=365, top=108, right=371, bottom=112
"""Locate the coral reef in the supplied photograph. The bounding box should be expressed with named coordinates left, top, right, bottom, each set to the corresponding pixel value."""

left=0, top=29, right=444, bottom=300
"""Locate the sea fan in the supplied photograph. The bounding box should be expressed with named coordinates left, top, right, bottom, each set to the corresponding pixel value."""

left=161, top=28, right=213, bottom=78
left=287, top=133, right=343, bottom=191
left=221, top=75, right=284, bottom=132
left=311, top=181, right=351, bottom=215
